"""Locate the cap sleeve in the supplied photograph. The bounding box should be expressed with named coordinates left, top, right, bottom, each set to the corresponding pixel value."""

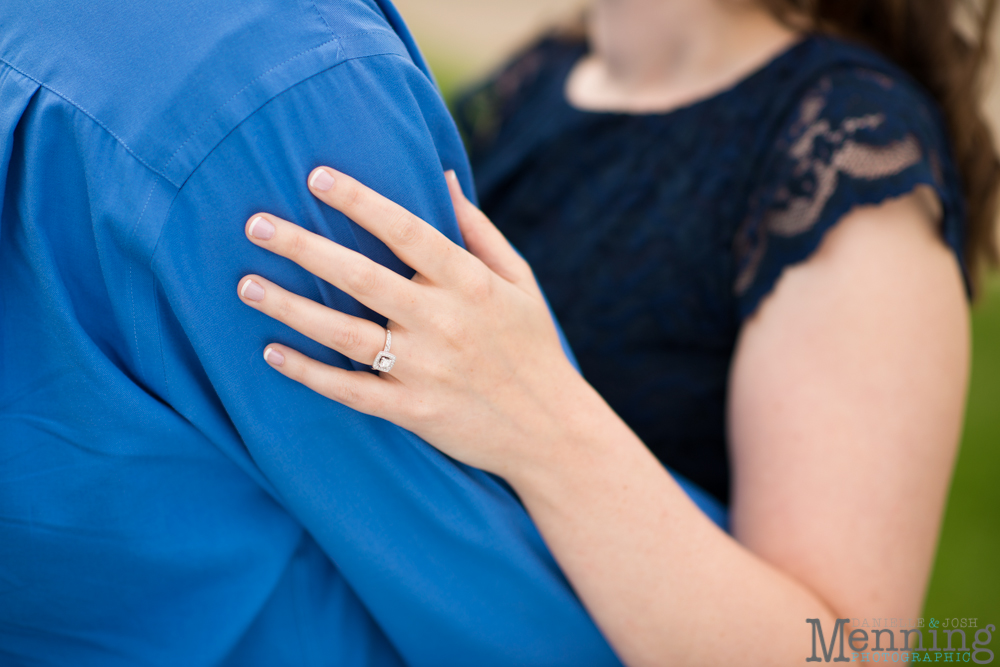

left=733, top=66, right=968, bottom=319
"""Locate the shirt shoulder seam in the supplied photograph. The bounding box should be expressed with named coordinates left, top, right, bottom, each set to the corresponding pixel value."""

left=148, top=48, right=418, bottom=263
left=1, top=31, right=406, bottom=190
left=0, top=56, right=169, bottom=182
left=159, top=35, right=340, bottom=178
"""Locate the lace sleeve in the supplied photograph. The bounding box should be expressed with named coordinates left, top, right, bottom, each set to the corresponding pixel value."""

left=733, top=67, right=968, bottom=319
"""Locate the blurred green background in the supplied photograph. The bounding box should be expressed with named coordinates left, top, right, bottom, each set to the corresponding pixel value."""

left=925, top=277, right=1000, bottom=624
left=396, top=0, right=1000, bottom=626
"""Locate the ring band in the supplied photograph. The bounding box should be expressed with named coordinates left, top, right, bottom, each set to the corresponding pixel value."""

left=372, top=327, right=396, bottom=373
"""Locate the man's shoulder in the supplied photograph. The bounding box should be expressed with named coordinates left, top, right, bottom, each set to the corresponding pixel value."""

left=0, top=0, right=415, bottom=187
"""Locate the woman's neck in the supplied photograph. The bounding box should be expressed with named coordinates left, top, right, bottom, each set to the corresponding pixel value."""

left=567, top=0, right=799, bottom=113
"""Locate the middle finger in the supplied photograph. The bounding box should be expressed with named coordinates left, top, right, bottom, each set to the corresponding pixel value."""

left=246, top=213, right=418, bottom=323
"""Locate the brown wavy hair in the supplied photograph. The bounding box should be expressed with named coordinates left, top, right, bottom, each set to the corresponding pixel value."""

left=760, top=0, right=1000, bottom=292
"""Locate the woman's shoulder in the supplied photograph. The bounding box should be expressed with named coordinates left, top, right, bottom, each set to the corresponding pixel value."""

left=734, top=35, right=966, bottom=319
left=751, top=34, right=944, bottom=130
left=764, top=35, right=954, bottom=191
left=820, top=36, right=940, bottom=105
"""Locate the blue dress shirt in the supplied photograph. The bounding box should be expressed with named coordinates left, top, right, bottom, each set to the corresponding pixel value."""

left=0, top=1, right=722, bottom=665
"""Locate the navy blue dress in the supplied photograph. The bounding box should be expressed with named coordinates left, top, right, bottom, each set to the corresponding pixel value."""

left=455, top=35, right=968, bottom=505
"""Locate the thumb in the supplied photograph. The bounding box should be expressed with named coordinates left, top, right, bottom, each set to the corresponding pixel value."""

left=445, top=170, right=536, bottom=289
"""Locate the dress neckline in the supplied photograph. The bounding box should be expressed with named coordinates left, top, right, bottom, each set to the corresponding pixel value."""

left=560, top=35, right=815, bottom=120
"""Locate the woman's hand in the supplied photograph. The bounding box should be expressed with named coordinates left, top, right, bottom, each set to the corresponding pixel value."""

left=237, top=168, right=590, bottom=480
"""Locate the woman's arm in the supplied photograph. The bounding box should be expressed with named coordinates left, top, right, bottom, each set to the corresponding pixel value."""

left=238, top=170, right=968, bottom=666
left=727, top=186, right=969, bottom=622
left=502, top=187, right=968, bottom=666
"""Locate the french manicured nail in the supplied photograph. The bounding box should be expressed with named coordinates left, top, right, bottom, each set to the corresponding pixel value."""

left=248, top=216, right=275, bottom=240
left=263, top=347, right=285, bottom=367
left=240, top=278, right=265, bottom=302
left=309, top=169, right=335, bottom=192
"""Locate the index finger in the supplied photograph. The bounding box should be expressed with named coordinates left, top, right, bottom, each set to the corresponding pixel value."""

left=307, top=167, right=470, bottom=285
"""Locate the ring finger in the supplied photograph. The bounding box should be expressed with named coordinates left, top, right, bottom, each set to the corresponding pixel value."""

left=238, top=274, right=393, bottom=370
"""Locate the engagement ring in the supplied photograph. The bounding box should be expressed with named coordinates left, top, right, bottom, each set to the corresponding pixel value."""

left=372, top=327, right=396, bottom=373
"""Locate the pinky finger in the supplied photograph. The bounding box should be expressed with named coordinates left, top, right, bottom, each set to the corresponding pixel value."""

left=263, top=344, right=396, bottom=418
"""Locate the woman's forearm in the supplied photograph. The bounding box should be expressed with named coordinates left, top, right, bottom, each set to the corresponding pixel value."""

left=507, top=379, right=837, bottom=667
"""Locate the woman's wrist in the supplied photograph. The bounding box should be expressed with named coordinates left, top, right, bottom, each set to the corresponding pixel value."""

left=501, top=364, right=649, bottom=504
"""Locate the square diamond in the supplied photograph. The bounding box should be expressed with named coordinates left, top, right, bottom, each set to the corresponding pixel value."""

left=372, top=351, right=396, bottom=372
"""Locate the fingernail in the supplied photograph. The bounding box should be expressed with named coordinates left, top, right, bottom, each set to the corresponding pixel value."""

left=264, top=347, right=285, bottom=367
left=445, top=170, right=457, bottom=184
left=309, top=169, right=335, bottom=192
left=240, top=278, right=265, bottom=302
left=248, top=216, right=275, bottom=240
